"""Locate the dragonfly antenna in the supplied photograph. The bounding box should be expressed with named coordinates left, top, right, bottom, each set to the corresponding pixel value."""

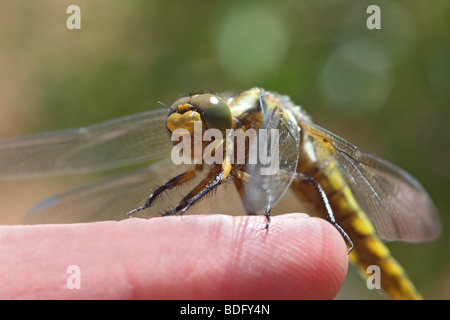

left=156, top=100, right=167, bottom=107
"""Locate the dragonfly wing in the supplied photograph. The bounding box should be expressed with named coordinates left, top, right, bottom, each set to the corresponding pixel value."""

left=304, top=121, right=441, bottom=242
left=0, top=108, right=172, bottom=179
left=26, top=160, right=175, bottom=223
left=243, top=95, right=300, bottom=214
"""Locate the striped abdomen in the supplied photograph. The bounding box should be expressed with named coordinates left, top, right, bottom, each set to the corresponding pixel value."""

left=292, top=134, right=422, bottom=300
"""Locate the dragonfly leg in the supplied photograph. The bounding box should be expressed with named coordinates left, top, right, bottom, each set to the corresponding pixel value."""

left=263, top=205, right=271, bottom=230
left=128, top=164, right=203, bottom=217
left=232, top=170, right=257, bottom=214
left=296, top=173, right=354, bottom=254
left=163, top=164, right=227, bottom=216
left=232, top=172, right=271, bottom=230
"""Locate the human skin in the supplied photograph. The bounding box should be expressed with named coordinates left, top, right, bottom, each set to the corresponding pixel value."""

left=0, top=213, right=348, bottom=299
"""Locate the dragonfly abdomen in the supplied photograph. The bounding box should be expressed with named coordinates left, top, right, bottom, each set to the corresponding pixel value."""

left=324, top=163, right=423, bottom=299
left=294, top=145, right=422, bottom=299
left=329, top=191, right=422, bottom=299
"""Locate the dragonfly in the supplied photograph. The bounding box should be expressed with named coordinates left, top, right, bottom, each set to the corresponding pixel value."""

left=0, top=87, right=440, bottom=299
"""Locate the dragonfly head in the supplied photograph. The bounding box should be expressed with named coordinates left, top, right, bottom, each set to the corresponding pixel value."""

left=166, top=94, right=233, bottom=136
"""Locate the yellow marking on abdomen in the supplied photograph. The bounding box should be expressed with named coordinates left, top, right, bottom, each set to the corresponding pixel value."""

left=314, top=161, right=423, bottom=299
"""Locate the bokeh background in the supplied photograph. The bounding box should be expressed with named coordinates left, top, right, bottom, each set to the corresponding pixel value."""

left=0, top=0, right=448, bottom=299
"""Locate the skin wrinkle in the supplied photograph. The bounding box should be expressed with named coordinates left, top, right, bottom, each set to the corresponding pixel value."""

left=267, top=215, right=321, bottom=298
left=119, top=228, right=151, bottom=299
left=225, top=216, right=268, bottom=297
left=262, top=214, right=346, bottom=299
left=148, top=215, right=337, bottom=299
left=296, top=218, right=337, bottom=299
left=207, top=214, right=246, bottom=293
left=182, top=221, right=230, bottom=297
left=316, top=217, right=349, bottom=298
left=197, top=214, right=346, bottom=299
left=203, top=217, right=254, bottom=297
left=176, top=215, right=256, bottom=297
left=122, top=216, right=231, bottom=298
left=132, top=217, right=211, bottom=298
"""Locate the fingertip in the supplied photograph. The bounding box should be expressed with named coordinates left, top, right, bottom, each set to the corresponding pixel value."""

left=243, top=213, right=348, bottom=299
left=146, top=213, right=348, bottom=299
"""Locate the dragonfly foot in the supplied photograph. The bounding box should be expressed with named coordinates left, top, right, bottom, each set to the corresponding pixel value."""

left=127, top=205, right=147, bottom=217
left=263, top=205, right=271, bottom=231
left=332, top=222, right=354, bottom=254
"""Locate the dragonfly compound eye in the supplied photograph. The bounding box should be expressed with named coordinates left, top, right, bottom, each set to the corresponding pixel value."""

left=191, top=94, right=232, bottom=136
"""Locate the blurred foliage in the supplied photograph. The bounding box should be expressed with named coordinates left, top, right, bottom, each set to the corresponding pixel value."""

left=0, top=0, right=448, bottom=299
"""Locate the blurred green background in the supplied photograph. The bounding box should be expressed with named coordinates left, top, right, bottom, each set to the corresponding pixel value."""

left=0, top=0, right=448, bottom=299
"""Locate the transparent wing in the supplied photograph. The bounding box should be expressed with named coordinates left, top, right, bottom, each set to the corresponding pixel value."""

left=304, top=121, right=441, bottom=242
left=243, top=95, right=300, bottom=214
left=0, top=108, right=172, bottom=179
left=25, top=161, right=248, bottom=224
